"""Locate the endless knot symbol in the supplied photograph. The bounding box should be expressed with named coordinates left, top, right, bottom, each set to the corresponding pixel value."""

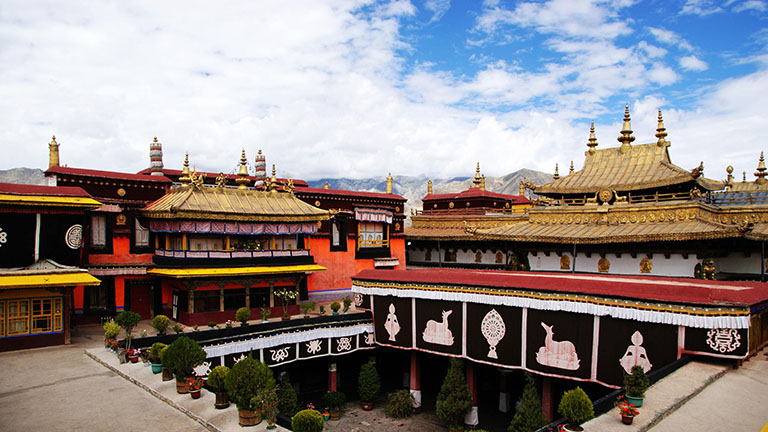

left=336, top=337, right=352, bottom=352
left=270, top=347, right=291, bottom=363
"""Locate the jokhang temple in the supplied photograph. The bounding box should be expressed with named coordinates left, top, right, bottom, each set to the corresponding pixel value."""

left=2, top=106, right=768, bottom=429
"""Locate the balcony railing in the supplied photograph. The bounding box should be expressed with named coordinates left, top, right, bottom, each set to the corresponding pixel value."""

left=154, top=249, right=311, bottom=259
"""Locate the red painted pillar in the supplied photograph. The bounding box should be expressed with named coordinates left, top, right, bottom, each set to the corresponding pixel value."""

left=328, top=362, right=337, bottom=392
left=464, top=362, right=479, bottom=426
left=541, top=376, right=554, bottom=422
left=409, top=351, right=421, bottom=409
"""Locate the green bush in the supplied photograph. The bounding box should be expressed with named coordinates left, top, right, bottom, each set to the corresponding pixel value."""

left=162, top=336, right=207, bottom=380
left=236, top=307, right=251, bottom=324
left=321, top=391, right=346, bottom=413
left=558, top=387, right=594, bottom=427
left=207, top=366, right=230, bottom=391
left=318, top=305, right=326, bottom=315
left=342, top=296, right=352, bottom=313
left=301, top=301, right=316, bottom=316
left=160, top=346, right=169, bottom=366
left=436, top=357, right=472, bottom=427
left=207, top=321, right=217, bottom=328
left=330, top=301, right=341, bottom=313
left=115, top=311, right=142, bottom=351
left=103, top=320, right=121, bottom=339
left=384, top=389, right=414, bottom=419
left=151, top=315, right=171, bottom=335
left=277, top=373, right=299, bottom=417
left=291, top=409, right=324, bottom=432
left=358, top=361, right=380, bottom=403
left=149, top=342, right=166, bottom=364
left=225, top=355, right=275, bottom=410
left=624, top=365, right=650, bottom=398
left=508, top=372, right=548, bottom=432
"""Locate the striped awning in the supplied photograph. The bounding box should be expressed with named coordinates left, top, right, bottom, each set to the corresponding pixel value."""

left=355, top=208, right=393, bottom=224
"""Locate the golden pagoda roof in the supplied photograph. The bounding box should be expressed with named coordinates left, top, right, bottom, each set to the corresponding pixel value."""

left=535, top=142, right=721, bottom=195
left=142, top=185, right=329, bottom=222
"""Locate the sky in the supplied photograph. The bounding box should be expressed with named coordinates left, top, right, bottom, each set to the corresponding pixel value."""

left=1, top=0, right=766, bottom=183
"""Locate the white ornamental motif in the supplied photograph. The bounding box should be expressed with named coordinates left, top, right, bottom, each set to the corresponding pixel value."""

left=337, top=337, right=352, bottom=352
left=65, top=224, right=83, bottom=249
left=481, top=309, right=506, bottom=359
left=619, top=331, right=652, bottom=374
left=233, top=353, right=247, bottom=364
left=706, top=328, right=741, bottom=353
left=306, top=339, right=323, bottom=355
left=0, top=227, right=7, bottom=247
left=194, top=361, right=212, bottom=377
left=384, top=303, right=400, bottom=341
left=364, top=332, right=375, bottom=346
left=536, top=322, right=580, bottom=370
left=354, top=293, right=364, bottom=307
left=423, top=310, right=454, bottom=346
left=270, top=347, right=291, bottom=363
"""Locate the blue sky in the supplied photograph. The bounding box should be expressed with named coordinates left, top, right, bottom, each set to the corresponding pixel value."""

left=1, top=0, right=766, bottom=183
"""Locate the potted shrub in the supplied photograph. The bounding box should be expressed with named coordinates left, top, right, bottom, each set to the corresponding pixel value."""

left=301, top=301, right=316, bottom=318
left=151, top=314, right=171, bottom=335
left=615, top=395, right=639, bottom=425
left=274, top=286, right=298, bottom=319
left=260, top=307, right=272, bottom=323
left=114, top=310, right=142, bottom=353
left=330, top=301, right=341, bottom=316
left=160, top=345, right=173, bottom=381
left=149, top=342, right=166, bottom=374
left=318, top=305, right=326, bottom=316
left=557, top=386, right=594, bottom=431
left=507, top=372, right=548, bottom=432
left=624, top=365, right=650, bottom=407
left=342, top=296, right=352, bottom=314
left=207, top=365, right=230, bottom=409
left=358, top=361, right=380, bottom=410
left=103, top=319, right=121, bottom=349
left=162, top=336, right=207, bottom=394
left=208, top=321, right=217, bottom=329
left=225, top=354, right=275, bottom=426
left=436, top=357, right=472, bottom=429
left=254, top=388, right=278, bottom=430
left=321, top=390, right=346, bottom=420
left=291, top=409, right=324, bottom=432
left=385, top=389, right=414, bottom=419
left=276, top=372, right=299, bottom=418
left=236, top=307, right=251, bottom=326
left=186, top=376, right=205, bottom=399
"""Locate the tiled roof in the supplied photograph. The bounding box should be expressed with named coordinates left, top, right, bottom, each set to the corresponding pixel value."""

left=424, top=187, right=529, bottom=203
left=0, top=183, right=102, bottom=208
left=296, top=187, right=405, bottom=201
left=47, top=166, right=171, bottom=183
left=142, top=186, right=329, bottom=222
left=0, top=182, right=92, bottom=197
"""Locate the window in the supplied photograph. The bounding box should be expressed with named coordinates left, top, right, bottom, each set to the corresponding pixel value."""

left=193, top=290, right=220, bottom=313
left=332, top=222, right=340, bottom=246
left=135, top=219, right=149, bottom=247
left=32, top=299, right=53, bottom=333
left=0, top=301, right=5, bottom=337
left=358, top=222, right=388, bottom=248
left=0, top=297, right=64, bottom=338
left=88, top=285, right=108, bottom=310
left=7, top=300, right=29, bottom=335
left=190, top=237, right=222, bottom=251
left=273, top=236, right=297, bottom=250
left=223, top=289, right=246, bottom=310
left=249, top=288, right=270, bottom=309
left=91, top=214, right=106, bottom=247
left=330, top=218, right=348, bottom=252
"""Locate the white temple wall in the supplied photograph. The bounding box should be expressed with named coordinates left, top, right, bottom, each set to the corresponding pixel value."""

left=714, top=253, right=761, bottom=274
left=529, top=252, right=698, bottom=277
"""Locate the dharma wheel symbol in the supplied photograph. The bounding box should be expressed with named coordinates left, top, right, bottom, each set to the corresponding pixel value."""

left=481, top=309, right=506, bottom=359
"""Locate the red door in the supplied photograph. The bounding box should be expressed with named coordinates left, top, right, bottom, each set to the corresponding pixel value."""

left=130, top=285, right=152, bottom=319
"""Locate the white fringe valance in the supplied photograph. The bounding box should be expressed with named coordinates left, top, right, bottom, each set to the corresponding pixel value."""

left=203, top=324, right=374, bottom=358
left=352, top=284, right=750, bottom=329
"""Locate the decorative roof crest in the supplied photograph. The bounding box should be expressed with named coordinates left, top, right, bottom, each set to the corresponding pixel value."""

left=587, top=121, right=598, bottom=154
left=655, top=110, right=668, bottom=147
left=236, top=148, right=250, bottom=190
left=179, top=153, right=191, bottom=185
left=617, top=105, right=635, bottom=154
left=553, top=163, right=560, bottom=180
left=755, top=152, right=767, bottom=185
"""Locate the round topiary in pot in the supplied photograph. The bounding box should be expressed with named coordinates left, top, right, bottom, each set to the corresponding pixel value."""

left=236, top=307, right=251, bottom=326
left=322, top=391, right=346, bottom=419
left=225, top=354, right=275, bottom=411
left=151, top=314, right=171, bottom=335
left=624, top=365, right=650, bottom=407
left=358, top=361, right=380, bottom=409
left=291, top=409, right=324, bottom=432
left=557, top=386, right=594, bottom=431
left=162, top=336, right=207, bottom=393
left=149, top=342, right=166, bottom=373
left=330, top=301, right=341, bottom=315
left=208, top=365, right=230, bottom=409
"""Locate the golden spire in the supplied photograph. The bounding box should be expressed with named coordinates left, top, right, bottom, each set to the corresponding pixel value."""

left=268, top=164, right=278, bottom=192
left=179, top=153, right=191, bottom=185
left=323, top=181, right=330, bottom=189
left=48, top=135, right=60, bottom=168
left=472, top=162, right=482, bottom=188
left=755, top=152, right=767, bottom=185
left=569, top=160, right=574, bottom=174
left=617, top=105, right=635, bottom=154
left=655, top=110, right=668, bottom=146
left=427, top=179, right=433, bottom=195
left=480, top=174, right=486, bottom=191
left=586, top=121, right=598, bottom=154
left=726, top=165, right=734, bottom=190
left=519, top=180, right=525, bottom=196
left=743, top=171, right=747, bottom=183
left=386, top=172, right=393, bottom=194
left=236, top=148, right=250, bottom=189
left=553, top=163, right=560, bottom=180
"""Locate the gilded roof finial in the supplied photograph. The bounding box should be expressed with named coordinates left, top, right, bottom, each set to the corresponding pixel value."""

left=553, top=163, right=560, bottom=180
left=655, top=110, right=668, bottom=147
left=284, top=174, right=295, bottom=193
left=427, top=179, right=433, bottom=195
left=586, top=121, right=598, bottom=154
left=617, top=105, right=635, bottom=154
left=48, top=135, right=60, bottom=168
left=480, top=174, right=486, bottom=191
left=215, top=172, right=227, bottom=188
left=323, top=181, right=330, bottom=189
left=743, top=171, right=747, bottom=183
left=236, top=148, right=250, bottom=190
left=519, top=179, right=525, bottom=196
left=725, top=165, right=734, bottom=190
left=472, top=162, right=482, bottom=188
left=153, top=136, right=158, bottom=143
left=569, top=160, right=574, bottom=174
left=386, top=172, right=393, bottom=194
left=755, top=152, right=767, bottom=185
left=190, top=165, right=205, bottom=189
left=268, top=164, right=278, bottom=192
left=179, top=153, right=191, bottom=185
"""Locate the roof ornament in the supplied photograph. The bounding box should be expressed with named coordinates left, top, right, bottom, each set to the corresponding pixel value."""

left=755, top=152, right=767, bottom=185
left=553, top=163, right=560, bottom=180
left=617, top=105, right=635, bottom=154
left=427, top=179, right=433, bottom=195
left=472, top=162, right=482, bottom=188
left=150, top=136, right=164, bottom=175
left=48, top=135, right=61, bottom=168
left=190, top=165, right=205, bottom=189
left=655, top=110, right=668, bottom=147
left=323, top=181, right=330, bottom=189
left=586, top=121, right=598, bottom=154
left=725, top=165, right=734, bottom=190
left=236, top=148, right=251, bottom=190
left=480, top=174, right=486, bottom=191
left=569, top=161, right=574, bottom=174
left=179, top=153, right=191, bottom=185
left=743, top=171, right=747, bottom=183
left=254, top=149, right=267, bottom=181
left=386, top=172, right=393, bottom=194
left=284, top=174, right=295, bottom=193
left=690, top=162, right=704, bottom=179
left=264, top=164, right=278, bottom=193
left=215, top=172, right=227, bottom=188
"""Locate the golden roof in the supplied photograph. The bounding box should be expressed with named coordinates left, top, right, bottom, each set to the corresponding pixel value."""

left=147, top=264, right=326, bottom=278
left=0, top=271, right=101, bottom=289
left=142, top=186, right=329, bottom=222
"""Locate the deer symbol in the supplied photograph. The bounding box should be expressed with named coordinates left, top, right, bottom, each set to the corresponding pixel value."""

left=423, top=310, right=454, bottom=346
left=536, top=322, right=580, bottom=370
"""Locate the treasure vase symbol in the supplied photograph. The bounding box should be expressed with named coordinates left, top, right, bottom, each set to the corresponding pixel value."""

left=481, top=309, right=506, bottom=359
left=536, top=322, right=580, bottom=370
left=384, top=303, right=400, bottom=341
left=619, top=331, right=652, bottom=374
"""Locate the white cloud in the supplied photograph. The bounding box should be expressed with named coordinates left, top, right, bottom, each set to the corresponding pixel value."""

left=733, top=0, right=767, bottom=12
left=648, top=27, right=694, bottom=51
left=637, top=41, right=668, bottom=59
left=424, top=0, right=450, bottom=22
left=680, top=55, right=709, bottom=71
left=647, top=64, right=680, bottom=85
left=680, top=0, right=724, bottom=15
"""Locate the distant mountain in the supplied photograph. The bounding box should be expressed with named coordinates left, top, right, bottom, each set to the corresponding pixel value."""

left=307, top=168, right=552, bottom=222
left=0, top=168, right=46, bottom=185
